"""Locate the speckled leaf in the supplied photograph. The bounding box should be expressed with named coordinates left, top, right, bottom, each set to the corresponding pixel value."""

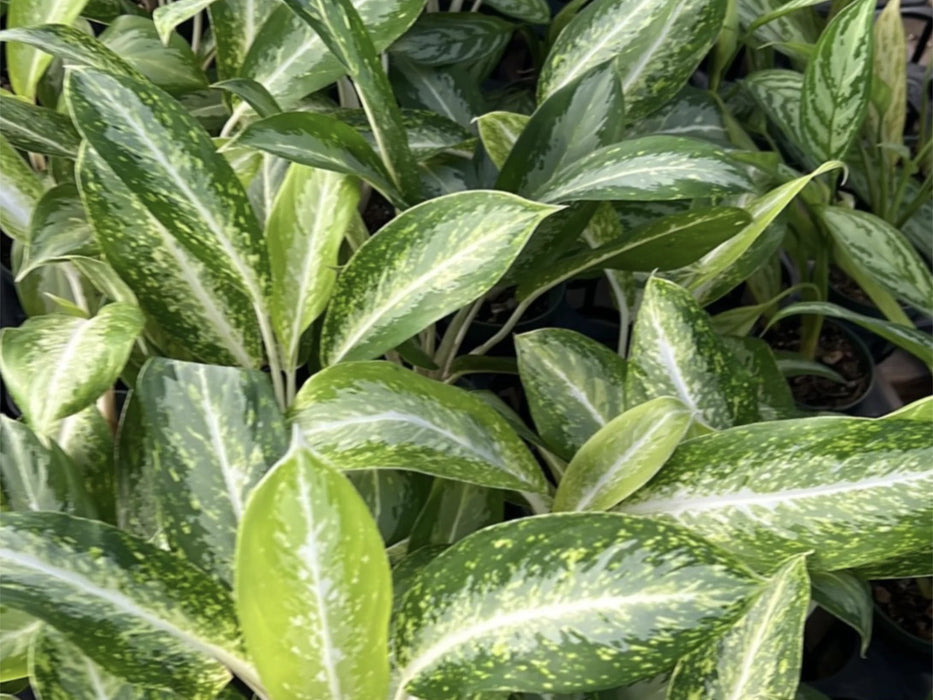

left=476, top=111, right=529, bottom=169
left=5, top=0, right=90, bottom=99
left=391, top=13, right=513, bottom=66
left=235, top=443, right=392, bottom=700
left=820, top=206, right=933, bottom=316
left=515, top=328, right=626, bottom=462
left=743, top=69, right=808, bottom=160
left=210, top=0, right=278, bottom=81
left=153, top=0, right=218, bottom=44
left=233, top=111, right=403, bottom=208
left=810, top=569, right=872, bottom=655
left=267, top=165, right=359, bottom=368
left=0, top=134, right=45, bottom=242
left=768, top=301, right=933, bottom=368
left=64, top=68, right=270, bottom=347
left=0, top=511, right=257, bottom=697
left=627, top=88, right=730, bottom=146
left=554, top=397, right=692, bottom=513
left=855, top=549, right=932, bottom=580
left=668, top=555, right=810, bottom=700
left=534, top=136, right=754, bottom=203
left=113, top=393, right=163, bottom=542
left=391, top=60, right=481, bottom=129
left=0, top=304, right=144, bottom=435
left=498, top=60, right=625, bottom=196
left=136, top=358, right=288, bottom=586
left=538, top=0, right=727, bottom=122
left=0, top=95, right=80, bottom=158
left=883, top=396, right=933, bottom=422
left=618, top=417, right=933, bottom=572
left=721, top=336, right=797, bottom=422
left=485, top=0, right=549, bottom=23
left=291, top=361, right=549, bottom=494
left=0, top=416, right=93, bottom=516
left=320, top=191, right=558, bottom=364
left=625, top=278, right=759, bottom=430
left=867, top=0, right=906, bottom=151
left=50, top=405, right=117, bottom=524
left=408, top=480, right=504, bottom=550
left=738, top=0, right=819, bottom=61
left=393, top=513, right=761, bottom=698
left=332, top=108, right=476, bottom=161
left=799, top=0, right=874, bottom=162
left=213, top=78, right=282, bottom=118
left=0, top=606, right=39, bottom=682
left=348, top=470, right=432, bottom=546
left=77, top=145, right=265, bottom=368
left=17, top=184, right=96, bottom=281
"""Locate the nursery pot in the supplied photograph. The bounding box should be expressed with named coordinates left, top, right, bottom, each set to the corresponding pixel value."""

left=872, top=578, right=933, bottom=658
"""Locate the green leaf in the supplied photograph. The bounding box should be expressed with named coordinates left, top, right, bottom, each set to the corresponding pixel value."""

left=99, top=16, right=208, bottom=96
left=821, top=206, right=933, bottom=316
left=153, top=0, right=218, bottom=44
left=136, top=358, right=288, bottom=586
left=768, top=301, right=933, bottom=368
left=267, top=164, right=358, bottom=367
left=810, top=569, right=873, bottom=656
left=855, top=548, right=932, bottom=580
left=484, top=0, right=549, bottom=23
left=333, top=108, right=476, bottom=161
left=0, top=511, right=257, bottom=698
left=668, top=555, right=810, bottom=700
left=291, top=361, right=549, bottom=494
left=538, top=0, right=727, bottom=122
left=210, top=0, right=279, bottom=81
left=0, top=134, right=45, bottom=242
left=408, top=480, right=504, bottom=549
left=0, top=304, right=143, bottom=435
left=5, top=0, right=90, bottom=99
left=534, top=136, right=754, bottom=203
left=515, top=328, right=626, bottom=461
left=17, top=184, right=96, bottom=281
left=627, top=87, right=730, bottom=146
left=113, top=394, right=163, bottom=542
left=476, top=111, right=529, bottom=169
left=882, top=396, right=933, bottom=422
left=391, top=13, right=513, bottom=66
left=235, top=443, right=392, bottom=700
left=0, top=606, right=40, bottom=682
left=625, top=278, right=760, bottom=430
left=0, top=95, right=80, bottom=158
left=212, top=78, right=282, bottom=118
left=393, top=513, right=760, bottom=698
left=50, top=405, right=117, bottom=524
left=738, top=0, right=819, bottom=61
left=348, top=470, right=432, bottom=546
left=498, top=60, right=625, bottom=196
left=799, top=0, right=874, bottom=162
left=391, top=59, right=481, bottom=129
left=618, top=417, right=933, bottom=572
left=232, top=111, right=404, bottom=208
left=320, top=190, right=558, bottom=364
left=867, top=0, right=906, bottom=152
left=76, top=145, right=265, bottom=368
left=554, top=397, right=692, bottom=512
left=744, top=69, right=808, bottom=161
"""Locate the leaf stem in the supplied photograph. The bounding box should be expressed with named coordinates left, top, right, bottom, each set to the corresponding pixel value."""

left=468, top=294, right=538, bottom=357
left=191, top=10, right=203, bottom=55
left=435, top=298, right=483, bottom=377
left=255, top=305, right=286, bottom=410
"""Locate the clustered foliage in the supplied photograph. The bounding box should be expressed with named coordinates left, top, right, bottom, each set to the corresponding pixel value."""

left=0, top=0, right=930, bottom=698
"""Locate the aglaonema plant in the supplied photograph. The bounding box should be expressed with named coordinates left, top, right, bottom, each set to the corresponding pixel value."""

left=0, top=0, right=931, bottom=698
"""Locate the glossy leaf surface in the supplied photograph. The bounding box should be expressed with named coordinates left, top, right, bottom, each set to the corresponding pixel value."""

left=476, top=111, right=529, bottom=169
left=0, top=606, right=39, bottom=682
left=0, top=96, right=80, bottom=158
left=391, top=13, right=513, bottom=67
left=153, top=0, right=218, bottom=44
left=18, top=184, right=96, bottom=281
left=810, top=569, right=873, bottom=655
left=0, top=135, right=45, bottom=242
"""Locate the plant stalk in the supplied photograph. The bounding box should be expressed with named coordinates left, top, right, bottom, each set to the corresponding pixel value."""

left=468, top=295, right=537, bottom=357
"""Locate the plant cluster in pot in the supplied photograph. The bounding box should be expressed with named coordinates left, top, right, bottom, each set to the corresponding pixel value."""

left=0, top=0, right=930, bottom=698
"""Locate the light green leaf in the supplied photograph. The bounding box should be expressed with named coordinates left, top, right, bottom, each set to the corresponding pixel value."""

left=867, top=0, right=906, bottom=152
left=235, top=443, right=392, bottom=700
left=291, top=361, right=549, bottom=494
left=408, top=480, right=504, bottom=550
left=393, top=513, right=761, bottom=698
left=0, top=606, right=40, bottom=682
left=17, top=184, right=96, bottom=281
left=882, top=396, right=933, bottom=422
left=210, top=0, right=279, bottom=80
left=554, top=397, right=692, bottom=512
left=618, top=417, right=933, bottom=572
left=5, top=0, right=91, bottom=99
left=0, top=511, right=258, bottom=698
left=722, top=338, right=798, bottom=422
left=737, top=0, right=819, bottom=61
left=668, top=555, right=810, bottom=700
left=515, top=328, right=626, bottom=461
left=212, top=78, right=282, bottom=118
left=348, top=470, right=432, bottom=546
left=268, top=164, right=358, bottom=368
left=538, top=0, right=727, bottom=121
left=810, top=569, right=872, bottom=655
left=50, top=405, right=117, bottom=524
left=484, top=0, right=549, bottom=23
left=136, top=358, right=288, bottom=586
left=0, top=95, right=80, bottom=158
left=391, top=13, right=513, bottom=67
left=476, top=111, right=529, bottom=169
left=821, top=206, right=933, bottom=316
left=320, top=190, right=558, bottom=365
left=710, top=283, right=817, bottom=337
left=626, top=278, right=760, bottom=430
left=768, top=301, right=933, bottom=368
left=799, top=0, right=874, bottom=162
left=855, top=549, right=932, bottom=580
left=534, top=136, right=754, bottom=203
left=0, top=134, right=45, bottom=243
left=153, top=0, right=218, bottom=45
left=0, top=304, right=144, bottom=435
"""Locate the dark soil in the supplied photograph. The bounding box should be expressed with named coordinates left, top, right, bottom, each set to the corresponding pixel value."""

left=873, top=578, right=933, bottom=642
left=829, top=266, right=872, bottom=304
left=361, top=190, right=395, bottom=234
left=765, top=320, right=871, bottom=408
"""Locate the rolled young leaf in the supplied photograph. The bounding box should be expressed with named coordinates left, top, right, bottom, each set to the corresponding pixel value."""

left=212, top=78, right=282, bottom=118
left=618, top=417, right=933, bottom=572
left=810, top=569, right=873, bottom=656
left=393, top=513, right=761, bottom=698
left=235, top=442, right=392, bottom=700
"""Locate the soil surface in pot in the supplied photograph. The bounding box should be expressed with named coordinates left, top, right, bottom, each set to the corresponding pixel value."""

left=829, top=266, right=872, bottom=304
left=765, top=321, right=871, bottom=408
left=873, top=578, right=933, bottom=643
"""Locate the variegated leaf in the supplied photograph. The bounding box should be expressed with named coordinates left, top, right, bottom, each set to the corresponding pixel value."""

left=668, top=555, right=810, bottom=700
left=136, top=358, right=288, bottom=586
left=0, top=511, right=258, bottom=698
left=627, top=88, right=730, bottom=146
left=391, top=59, right=481, bottom=129
left=553, top=397, right=692, bottom=512
left=210, top=0, right=279, bottom=80
left=212, top=78, right=282, bottom=119
left=867, top=0, right=906, bottom=151
left=618, top=417, right=933, bottom=572
left=625, top=278, right=760, bottom=430
left=0, top=95, right=80, bottom=159
left=408, top=480, right=504, bottom=550
left=113, top=394, right=163, bottom=543
left=799, top=0, right=874, bottom=162
left=484, top=0, right=549, bottom=23
left=235, top=443, right=392, bottom=700
left=51, top=405, right=117, bottom=524
left=0, top=134, right=45, bottom=242
left=153, top=0, right=218, bottom=44
left=737, top=0, right=819, bottom=61
left=515, top=328, right=626, bottom=461
left=0, top=303, right=144, bottom=435
left=291, top=361, right=549, bottom=494
left=538, top=0, right=727, bottom=122
left=883, top=396, right=933, bottom=422
left=391, top=13, right=513, bottom=67
left=721, top=336, right=797, bottom=422
left=349, top=470, right=432, bottom=546
left=393, top=513, right=761, bottom=698
left=810, top=569, right=873, bottom=655
left=534, top=136, right=754, bottom=203
left=334, top=108, right=475, bottom=161
left=320, top=191, right=558, bottom=365
left=856, top=549, right=932, bottom=580
left=17, top=184, right=96, bottom=281
left=475, top=111, right=529, bottom=169
left=743, top=69, right=809, bottom=162
left=0, top=606, right=40, bottom=682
